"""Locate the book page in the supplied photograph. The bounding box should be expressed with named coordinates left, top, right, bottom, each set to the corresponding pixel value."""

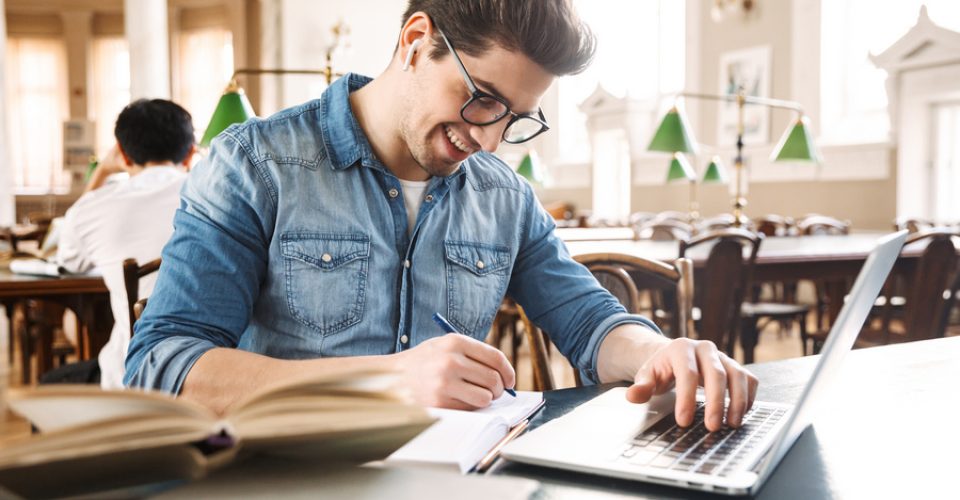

left=386, top=391, right=543, bottom=473
left=7, top=385, right=214, bottom=433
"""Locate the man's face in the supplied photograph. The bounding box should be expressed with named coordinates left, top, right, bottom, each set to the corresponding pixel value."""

left=398, top=40, right=555, bottom=178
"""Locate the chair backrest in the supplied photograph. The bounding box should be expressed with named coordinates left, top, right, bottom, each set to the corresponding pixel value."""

left=520, top=253, right=695, bottom=391
left=893, top=217, right=935, bottom=233
left=543, top=201, right=575, bottom=222
left=636, top=219, right=694, bottom=241
left=878, top=231, right=960, bottom=342
left=679, top=228, right=762, bottom=351
left=653, top=210, right=691, bottom=223
left=122, top=257, right=161, bottom=337
left=695, top=213, right=737, bottom=233
left=797, top=214, right=851, bottom=235
left=753, top=214, right=796, bottom=237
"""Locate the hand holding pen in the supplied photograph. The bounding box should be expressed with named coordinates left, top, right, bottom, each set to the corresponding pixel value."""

left=433, top=312, right=517, bottom=397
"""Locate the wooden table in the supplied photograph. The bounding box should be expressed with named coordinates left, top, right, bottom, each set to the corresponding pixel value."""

left=0, top=270, right=111, bottom=382
left=554, top=227, right=637, bottom=242
left=131, top=337, right=960, bottom=499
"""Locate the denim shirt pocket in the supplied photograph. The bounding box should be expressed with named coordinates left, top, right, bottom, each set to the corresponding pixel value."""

left=280, top=232, right=370, bottom=337
left=444, top=240, right=511, bottom=337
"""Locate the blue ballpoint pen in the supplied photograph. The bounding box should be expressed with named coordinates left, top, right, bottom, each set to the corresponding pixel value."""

left=432, top=312, right=517, bottom=397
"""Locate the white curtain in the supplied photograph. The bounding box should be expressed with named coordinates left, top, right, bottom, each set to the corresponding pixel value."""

left=5, top=37, right=70, bottom=193
left=0, top=0, right=16, bottom=224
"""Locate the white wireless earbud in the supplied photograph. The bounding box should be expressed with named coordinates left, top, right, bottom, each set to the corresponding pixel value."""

left=402, top=38, right=424, bottom=71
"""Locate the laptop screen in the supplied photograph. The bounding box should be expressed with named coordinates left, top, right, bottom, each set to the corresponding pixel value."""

left=754, top=230, right=908, bottom=486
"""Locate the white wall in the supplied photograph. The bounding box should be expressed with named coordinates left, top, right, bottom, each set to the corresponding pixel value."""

left=264, top=0, right=404, bottom=114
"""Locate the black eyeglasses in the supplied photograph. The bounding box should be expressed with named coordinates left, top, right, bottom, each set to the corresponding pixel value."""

left=437, top=30, right=549, bottom=144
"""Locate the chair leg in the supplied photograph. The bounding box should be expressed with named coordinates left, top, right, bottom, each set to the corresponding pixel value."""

left=798, top=312, right=809, bottom=356
left=740, top=317, right=759, bottom=365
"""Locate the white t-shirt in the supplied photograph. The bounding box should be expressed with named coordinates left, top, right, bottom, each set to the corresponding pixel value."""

left=399, top=178, right=430, bottom=236
left=57, top=166, right=187, bottom=389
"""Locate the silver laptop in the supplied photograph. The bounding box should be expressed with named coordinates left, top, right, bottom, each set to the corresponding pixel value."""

left=502, top=231, right=908, bottom=496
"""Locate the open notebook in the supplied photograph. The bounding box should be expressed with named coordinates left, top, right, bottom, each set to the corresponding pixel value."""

left=387, top=391, right=544, bottom=473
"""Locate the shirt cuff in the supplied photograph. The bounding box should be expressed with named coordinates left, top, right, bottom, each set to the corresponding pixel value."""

left=579, top=313, right=662, bottom=385
left=124, top=336, right=216, bottom=394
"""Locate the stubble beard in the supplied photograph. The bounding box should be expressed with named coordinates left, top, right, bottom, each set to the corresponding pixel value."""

left=398, top=106, right=462, bottom=179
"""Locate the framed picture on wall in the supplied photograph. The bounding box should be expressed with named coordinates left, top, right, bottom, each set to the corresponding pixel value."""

left=717, top=45, right=772, bottom=145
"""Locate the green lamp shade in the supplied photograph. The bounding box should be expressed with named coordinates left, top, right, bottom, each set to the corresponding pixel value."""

left=771, top=116, right=821, bottom=163
left=648, top=106, right=698, bottom=154
left=666, top=153, right=696, bottom=182
left=516, top=150, right=544, bottom=184
left=201, top=84, right=256, bottom=147
left=702, top=156, right=728, bottom=184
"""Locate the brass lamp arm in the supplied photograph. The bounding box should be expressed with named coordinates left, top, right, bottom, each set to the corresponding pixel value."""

left=231, top=67, right=344, bottom=85
left=676, top=91, right=804, bottom=114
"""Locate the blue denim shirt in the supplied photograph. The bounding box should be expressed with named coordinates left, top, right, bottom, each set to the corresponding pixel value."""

left=124, top=74, right=657, bottom=393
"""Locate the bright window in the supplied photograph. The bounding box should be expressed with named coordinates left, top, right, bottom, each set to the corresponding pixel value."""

left=820, top=0, right=960, bottom=144
left=91, top=36, right=131, bottom=157
left=4, top=37, right=70, bottom=192
left=176, top=28, right=234, bottom=140
left=556, top=0, right=685, bottom=163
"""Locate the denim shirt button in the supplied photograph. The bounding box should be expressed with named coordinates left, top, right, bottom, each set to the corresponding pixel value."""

left=321, top=253, right=333, bottom=263
left=400, top=334, right=409, bottom=344
left=425, top=194, right=434, bottom=202
left=388, top=188, right=399, bottom=198
left=476, top=260, right=485, bottom=270
left=403, top=259, right=411, bottom=269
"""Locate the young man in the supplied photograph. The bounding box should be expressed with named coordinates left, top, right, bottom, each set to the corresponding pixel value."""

left=54, top=99, right=194, bottom=388
left=126, top=0, right=757, bottom=432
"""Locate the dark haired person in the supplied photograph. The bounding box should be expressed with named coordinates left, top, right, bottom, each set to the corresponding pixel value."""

left=127, top=1, right=756, bottom=431
left=51, top=98, right=195, bottom=388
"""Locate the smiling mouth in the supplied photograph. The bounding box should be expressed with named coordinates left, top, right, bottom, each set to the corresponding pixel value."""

left=444, top=125, right=474, bottom=154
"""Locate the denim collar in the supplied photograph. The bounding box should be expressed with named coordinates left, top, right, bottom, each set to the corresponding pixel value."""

left=320, top=73, right=466, bottom=186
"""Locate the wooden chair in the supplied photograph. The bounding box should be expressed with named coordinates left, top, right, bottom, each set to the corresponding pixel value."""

left=753, top=214, right=796, bottom=237
left=518, top=254, right=695, bottom=391
left=652, top=210, right=692, bottom=224
left=797, top=214, right=851, bottom=236
left=543, top=201, right=575, bottom=222
left=798, top=215, right=852, bottom=334
left=695, top=213, right=737, bottom=233
left=636, top=219, right=694, bottom=241
left=122, top=258, right=161, bottom=337
left=680, top=228, right=762, bottom=357
left=893, top=217, right=936, bottom=233
left=844, top=231, right=960, bottom=349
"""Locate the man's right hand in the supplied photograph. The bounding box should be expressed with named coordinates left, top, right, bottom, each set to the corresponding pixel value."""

left=391, top=333, right=516, bottom=410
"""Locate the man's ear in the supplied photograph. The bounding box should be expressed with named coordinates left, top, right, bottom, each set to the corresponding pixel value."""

left=397, top=11, right=433, bottom=71
left=181, top=145, right=198, bottom=170
left=116, top=143, right=134, bottom=167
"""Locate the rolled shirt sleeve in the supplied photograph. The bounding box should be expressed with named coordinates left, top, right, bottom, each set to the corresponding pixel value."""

left=506, top=186, right=661, bottom=385
left=124, top=128, right=277, bottom=393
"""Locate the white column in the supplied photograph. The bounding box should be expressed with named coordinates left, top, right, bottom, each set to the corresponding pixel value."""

left=0, top=0, right=16, bottom=228
left=125, top=0, right=171, bottom=99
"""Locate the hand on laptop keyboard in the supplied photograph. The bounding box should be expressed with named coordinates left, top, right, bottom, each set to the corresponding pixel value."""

left=606, top=335, right=758, bottom=432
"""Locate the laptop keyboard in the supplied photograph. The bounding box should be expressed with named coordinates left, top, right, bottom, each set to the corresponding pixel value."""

left=616, top=403, right=787, bottom=477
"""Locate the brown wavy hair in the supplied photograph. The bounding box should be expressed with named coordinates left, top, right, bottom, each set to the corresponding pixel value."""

left=401, top=0, right=596, bottom=76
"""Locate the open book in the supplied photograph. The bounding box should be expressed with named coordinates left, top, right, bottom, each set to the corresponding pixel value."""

left=0, top=370, right=433, bottom=499
left=387, top=391, right=544, bottom=473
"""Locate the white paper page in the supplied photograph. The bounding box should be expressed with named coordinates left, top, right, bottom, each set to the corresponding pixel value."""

left=386, top=391, right=543, bottom=473
left=473, top=391, right=544, bottom=426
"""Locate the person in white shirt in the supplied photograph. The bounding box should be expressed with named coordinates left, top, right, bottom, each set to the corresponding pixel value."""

left=45, top=98, right=195, bottom=388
